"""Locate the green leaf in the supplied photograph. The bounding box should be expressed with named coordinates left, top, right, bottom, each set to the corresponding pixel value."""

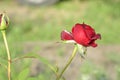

left=17, top=68, right=29, bottom=80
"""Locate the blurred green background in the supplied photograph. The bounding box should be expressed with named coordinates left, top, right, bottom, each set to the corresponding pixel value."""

left=0, top=0, right=120, bottom=44
left=0, top=0, right=120, bottom=80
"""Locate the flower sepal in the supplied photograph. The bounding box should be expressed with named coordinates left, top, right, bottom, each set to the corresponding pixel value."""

left=77, top=44, right=87, bottom=59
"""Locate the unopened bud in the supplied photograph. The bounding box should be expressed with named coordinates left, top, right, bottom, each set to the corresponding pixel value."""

left=0, top=13, right=9, bottom=30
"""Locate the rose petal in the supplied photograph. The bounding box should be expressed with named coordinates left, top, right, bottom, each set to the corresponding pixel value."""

left=90, top=42, right=97, bottom=47
left=83, top=24, right=96, bottom=39
left=72, top=24, right=90, bottom=46
left=61, top=30, right=73, bottom=40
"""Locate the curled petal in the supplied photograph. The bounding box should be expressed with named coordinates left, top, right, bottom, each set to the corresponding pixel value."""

left=88, top=34, right=101, bottom=47
left=92, top=34, right=101, bottom=40
left=61, top=30, right=73, bottom=40
left=89, top=42, right=97, bottom=47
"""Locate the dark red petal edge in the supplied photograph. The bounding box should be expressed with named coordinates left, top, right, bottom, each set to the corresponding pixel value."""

left=92, top=34, right=101, bottom=40
left=89, top=34, right=101, bottom=47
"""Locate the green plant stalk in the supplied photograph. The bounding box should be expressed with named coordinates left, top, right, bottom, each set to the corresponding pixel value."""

left=56, top=45, right=77, bottom=80
left=1, top=30, right=11, bottom=80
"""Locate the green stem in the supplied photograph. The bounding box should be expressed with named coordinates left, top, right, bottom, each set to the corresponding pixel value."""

left=56, top=45, right=78, bottom=80
left=1, top=30, right=11, bottom=80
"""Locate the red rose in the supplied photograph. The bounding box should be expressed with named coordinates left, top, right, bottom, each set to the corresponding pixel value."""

left=61, top=23, right=101, bottom=47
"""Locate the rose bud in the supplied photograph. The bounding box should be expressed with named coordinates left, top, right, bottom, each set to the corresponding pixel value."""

left=0, top=13, right=9, bottom=30
left=61, top=23, right=101, bottom=47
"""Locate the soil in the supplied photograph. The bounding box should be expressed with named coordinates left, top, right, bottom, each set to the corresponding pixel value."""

left=22, top=42, right=120, bottom=80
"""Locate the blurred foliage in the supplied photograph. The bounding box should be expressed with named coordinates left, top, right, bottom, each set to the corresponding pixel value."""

left=79, top=61, right=109, bottom=80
